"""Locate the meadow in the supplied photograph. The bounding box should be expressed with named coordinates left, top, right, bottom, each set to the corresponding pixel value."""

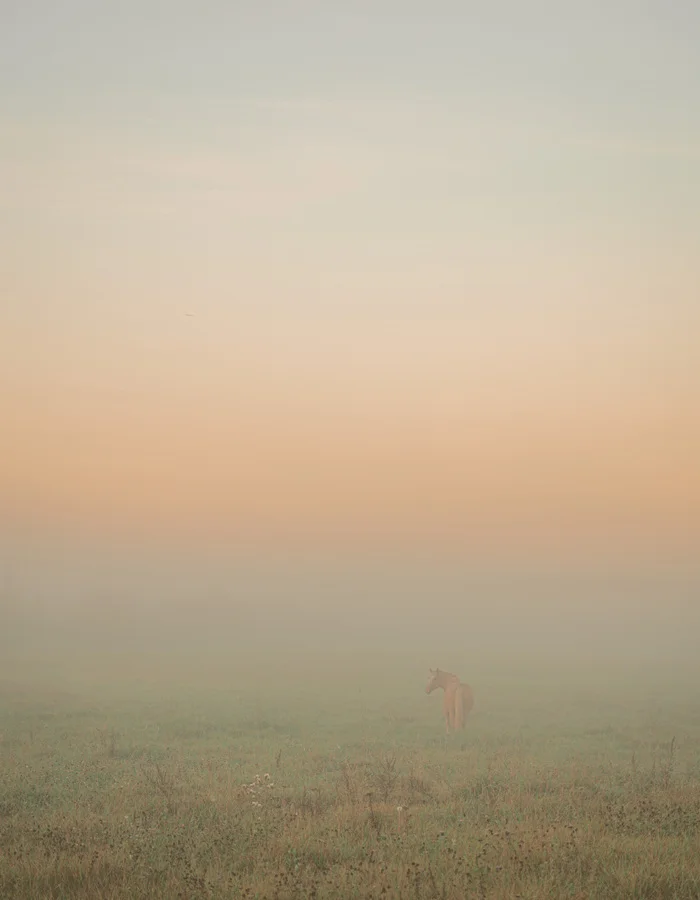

left=1, top=649, right=700, bottom=899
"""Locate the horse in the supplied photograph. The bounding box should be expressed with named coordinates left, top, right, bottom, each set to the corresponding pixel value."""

left=425, top=668, right=474, bottom=734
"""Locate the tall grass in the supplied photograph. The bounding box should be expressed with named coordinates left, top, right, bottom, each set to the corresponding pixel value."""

left=1, top=653, right=699, bottom=898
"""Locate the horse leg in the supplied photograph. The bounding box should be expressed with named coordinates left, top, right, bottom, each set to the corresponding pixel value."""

left=443, top=692, right=452, bottom=734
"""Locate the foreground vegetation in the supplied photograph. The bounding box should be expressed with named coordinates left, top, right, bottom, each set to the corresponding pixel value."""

left=1, top=651, right=700, bottom=899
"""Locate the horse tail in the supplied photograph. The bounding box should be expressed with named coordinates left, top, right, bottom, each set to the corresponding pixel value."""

left=454, top=684, right=465, bottom=730
left=461, top=683, right=474, bottom=723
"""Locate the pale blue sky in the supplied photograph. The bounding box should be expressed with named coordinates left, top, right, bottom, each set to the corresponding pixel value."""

left=3, top=2, right=699, bottom=329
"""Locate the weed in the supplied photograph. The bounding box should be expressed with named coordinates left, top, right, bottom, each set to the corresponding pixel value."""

left=2, top=667, right=700, bottom=899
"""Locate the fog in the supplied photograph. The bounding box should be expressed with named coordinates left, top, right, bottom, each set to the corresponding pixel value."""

left=3, top=534, right=698, bottom=692
left=3, top=7, right=699, bottom=895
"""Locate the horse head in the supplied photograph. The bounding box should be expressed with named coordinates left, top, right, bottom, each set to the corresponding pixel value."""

left=425, top=668, right=441, bottom=694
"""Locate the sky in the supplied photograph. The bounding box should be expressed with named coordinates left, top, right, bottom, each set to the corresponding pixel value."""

left=2, top=1, right=699, bottom=566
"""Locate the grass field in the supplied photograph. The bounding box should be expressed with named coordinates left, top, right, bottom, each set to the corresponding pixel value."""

left=1, top=650, right=700, bottom=899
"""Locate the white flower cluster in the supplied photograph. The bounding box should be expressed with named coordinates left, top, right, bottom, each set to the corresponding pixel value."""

left=245, top=772, right=275, bottom=808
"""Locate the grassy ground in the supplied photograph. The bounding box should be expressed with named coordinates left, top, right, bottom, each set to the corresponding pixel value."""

left=1, top=651, right=700, bottom=899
